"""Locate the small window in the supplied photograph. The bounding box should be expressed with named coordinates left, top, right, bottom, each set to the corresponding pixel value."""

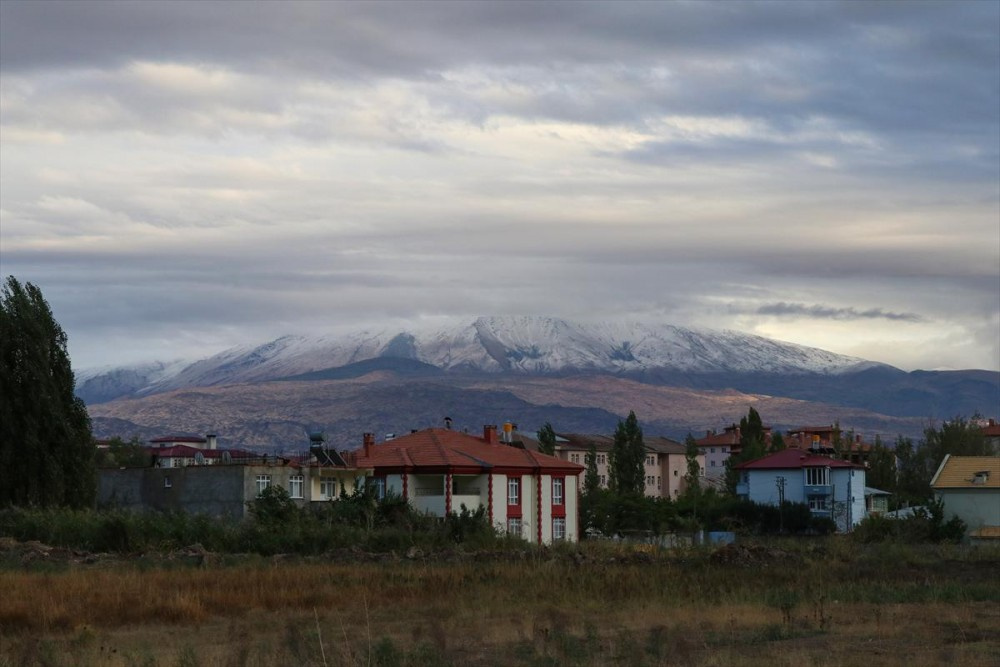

left=507, top=517, right=522, bottom=537
left=320, top=479, right=337, bottom=500
left=508, top=477, right=520, bottom=505
left=552, top=478, right=563, bottom=505
left=673, top=469, right=678, bottom=476
left=711, top=461, right=716, bottom=467
left=710, top=448, right=716, bottom=454
left=256, top=474, right=271, bottom=495
left=722, top=447, right=728, bottom=453
left=289, top=475, right=304, bottom=499
left=553, top=517, right=566, bottom=541
left=372, top=477, right=386, bottom=500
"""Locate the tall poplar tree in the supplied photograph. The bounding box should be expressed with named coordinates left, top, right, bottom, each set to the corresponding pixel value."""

left=0, top=277, right=95, bottom=507
left=536, top=422, right=557, bottom=456
left=609, top=410, right=645, bottom=496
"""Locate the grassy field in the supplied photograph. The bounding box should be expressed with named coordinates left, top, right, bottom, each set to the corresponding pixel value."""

left=1, top=538, right=998, bottom=666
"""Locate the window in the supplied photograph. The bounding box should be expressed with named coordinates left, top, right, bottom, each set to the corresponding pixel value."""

left=673, top=469, right=678, bottom=476
left=599, top=474, right=606, bottom=487
left=710, top=448, right=716, bottom=454
left=646, top=455, right=654, bottom=466
left=711, top=461, right=716, bottom=467
left=657, top=476, right=661, bottom=490
left=319, top=479, right=337, bottom=500
left=507, top=517, right=522, bottom=536
left=171, top=458, right=181, bottom=468
left=164, top=476, right=172, bottom=489
left=552, top=478, right=563, bottom=505
left=553, top=517, right=566, bottom=541
left=372, top=477, right=386, bottom=500
left=289, top=475, right=303, bottom=499
left=508, top=477, right=520, bottom=505
left=806, top=467, right=829, bottom=486
left=809, top=496, right=828, bottom=511
left=256, top=475, right=271, bottom=495
left=722, top=447, right=728, bottom=453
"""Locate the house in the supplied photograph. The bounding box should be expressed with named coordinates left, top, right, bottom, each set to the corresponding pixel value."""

left=734, top=449, right=866, bottom=532
left=98, top=433, right=370, bottom=518
left=977, top=419, right=1000, bottom=454
left=546, top=433, right=703, bottom=499
left=785, top=425, right=871, bottom=465
left=864, top=487, right=891, bottom=515
left=930, top=455, right=1000, bottom=542
left=695, top=424, right=773, bottom=482
left=348, top=426, right=584, bottom=544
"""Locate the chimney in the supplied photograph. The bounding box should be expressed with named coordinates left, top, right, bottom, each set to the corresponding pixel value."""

left=363, top=432, right=375, bottom=457
left=483, top=424, right=499, bottom=445
left=206, top=434, right=217, bottom=450
left=444, top=416, right=453, bottom=430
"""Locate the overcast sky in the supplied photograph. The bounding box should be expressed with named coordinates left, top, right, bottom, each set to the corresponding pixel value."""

left=2, top=1, right=998, bottom=372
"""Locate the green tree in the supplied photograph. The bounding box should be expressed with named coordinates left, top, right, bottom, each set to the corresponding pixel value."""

left=0, top=277, right=95, bottom=508
left=866, top=434, right=896, bottom=492
left=536, top=422, right=556, bottom=456
left=682, top=432, right=701, bottom=495
left=97, top=435, right=151, bottom=468
left=723, top=407, right=769, bottom=495
left=608, top=411, right=645, bottom=496
left=583, top=444, right=600, bottom=497
left=769, top=432, right=786, bottom=453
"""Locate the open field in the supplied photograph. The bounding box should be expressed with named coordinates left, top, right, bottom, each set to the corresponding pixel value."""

left=1, top=539, right=999, bottom=666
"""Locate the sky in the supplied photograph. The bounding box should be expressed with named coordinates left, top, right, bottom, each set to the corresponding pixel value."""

left=1, top=1, right=998, bottom=372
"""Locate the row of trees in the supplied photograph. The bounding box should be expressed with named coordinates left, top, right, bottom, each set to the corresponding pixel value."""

left=1, top=277, right=96, bottom=508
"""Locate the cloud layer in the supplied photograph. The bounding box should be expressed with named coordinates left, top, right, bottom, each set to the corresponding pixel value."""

left=2, top=1, right=997, bottom=372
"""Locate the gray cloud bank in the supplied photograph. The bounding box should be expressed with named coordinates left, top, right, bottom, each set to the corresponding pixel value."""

left=1, top=1, right=997, bottom=372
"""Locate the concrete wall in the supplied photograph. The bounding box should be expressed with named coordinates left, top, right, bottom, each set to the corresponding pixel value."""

left=99, top=465, right=313, bottom=519
left=936, top=489, right=1000, bottom=530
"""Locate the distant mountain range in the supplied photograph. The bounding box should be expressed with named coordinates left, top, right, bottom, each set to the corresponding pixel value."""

left=79, top=316, right=999, bottom=449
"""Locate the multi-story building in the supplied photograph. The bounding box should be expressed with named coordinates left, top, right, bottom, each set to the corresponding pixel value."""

left=734, top=449, right=866, bottom=532
left=547, top=433, right=703, bottom=499
left=349, top=426, right=584, bottom=544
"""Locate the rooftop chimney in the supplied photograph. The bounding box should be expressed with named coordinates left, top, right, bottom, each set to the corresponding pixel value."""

left=444, top=416, right=453, bottom=430
left=484, top=424, right=499, bottom=445
left=363, top=432, right=375, bottom=457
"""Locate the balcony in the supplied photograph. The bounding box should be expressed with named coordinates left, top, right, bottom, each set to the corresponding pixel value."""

left=804, top=484, right=831, bottom=496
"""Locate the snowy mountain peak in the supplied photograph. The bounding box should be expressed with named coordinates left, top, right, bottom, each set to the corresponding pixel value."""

left=76, top=316, right=883, bottom=404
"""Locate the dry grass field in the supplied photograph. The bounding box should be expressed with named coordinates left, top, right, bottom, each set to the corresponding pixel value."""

left=1, top=539, right=998, bottom=666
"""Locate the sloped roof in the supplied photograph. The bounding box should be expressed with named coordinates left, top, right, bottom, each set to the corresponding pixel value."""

left=735, top=448, right=863, bottom=470
left=351, top=428, right=584, bottom=475
left=150, top=436, right=207, bottom=444
left=645, top=436, right=688, bottom=455
left=930, top=455, right=1000, bottom=489
left=147, top=444, right=256, bottom=459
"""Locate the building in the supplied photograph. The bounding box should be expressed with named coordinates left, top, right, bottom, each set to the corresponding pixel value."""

left=977, top=419, right=1000, bottom=454
left=785, top=425, right=871, bottom=465
left=348, top=426, right=584, bottom=544
left=734, top=449, right=866, bottom=532
left=547, top=433, right=703, bottom=499
left=865, top=487, right=891, bottom=516
left=695, top=426, right=741, bottom=482
left=930, top=455, right=1000, bottom=542
left=98, top=434, right=369, bottom=518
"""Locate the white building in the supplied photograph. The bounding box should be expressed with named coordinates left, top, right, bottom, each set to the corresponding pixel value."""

left=350, top=426, right=584, bottom=544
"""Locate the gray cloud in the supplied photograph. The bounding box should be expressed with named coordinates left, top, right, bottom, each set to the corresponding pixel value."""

left=756, top=302, right=924, bottom=322
left=0, top=1, right=997, bottom=372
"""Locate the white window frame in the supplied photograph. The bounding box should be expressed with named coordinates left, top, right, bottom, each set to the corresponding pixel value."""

left=552, top=478, right=563, bottom=506
left=809, top=496, right=828, bottom=511
left=806, top=467, right=829, bottom=486
left=507, top=517, right=522, bottom=537
left=372, top=477, right=386, bottom=500
left=320, top=479, right=337, bottom=500
left=553, top=517, right=566, bottom=541
left=508, top=477, right=520, bottom=505
left=164, top=476, right=172, bottom=489
left=289, top=475, right=304, bottom=499
left=256, top=474, right=271, bottom=496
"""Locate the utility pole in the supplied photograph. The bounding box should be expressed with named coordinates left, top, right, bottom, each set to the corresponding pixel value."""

left=776, top=476, right=786, bottom=534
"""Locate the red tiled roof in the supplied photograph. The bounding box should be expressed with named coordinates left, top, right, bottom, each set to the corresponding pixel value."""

left=735, top=448, right=863, bottom=470
left=350, top=428, right=584, bottom=475
left=150, top=436, right=207, bottom=444
left=146, top=445, right=256, bottom=459
left=695, top=431, right=741, bottom=447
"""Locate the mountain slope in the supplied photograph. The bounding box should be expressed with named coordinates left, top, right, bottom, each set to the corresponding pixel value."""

left=77, top=316, right=880, bottom=402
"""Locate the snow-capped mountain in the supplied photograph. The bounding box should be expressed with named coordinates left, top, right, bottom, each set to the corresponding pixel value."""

left=76, top=316, right=883, bottom=404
